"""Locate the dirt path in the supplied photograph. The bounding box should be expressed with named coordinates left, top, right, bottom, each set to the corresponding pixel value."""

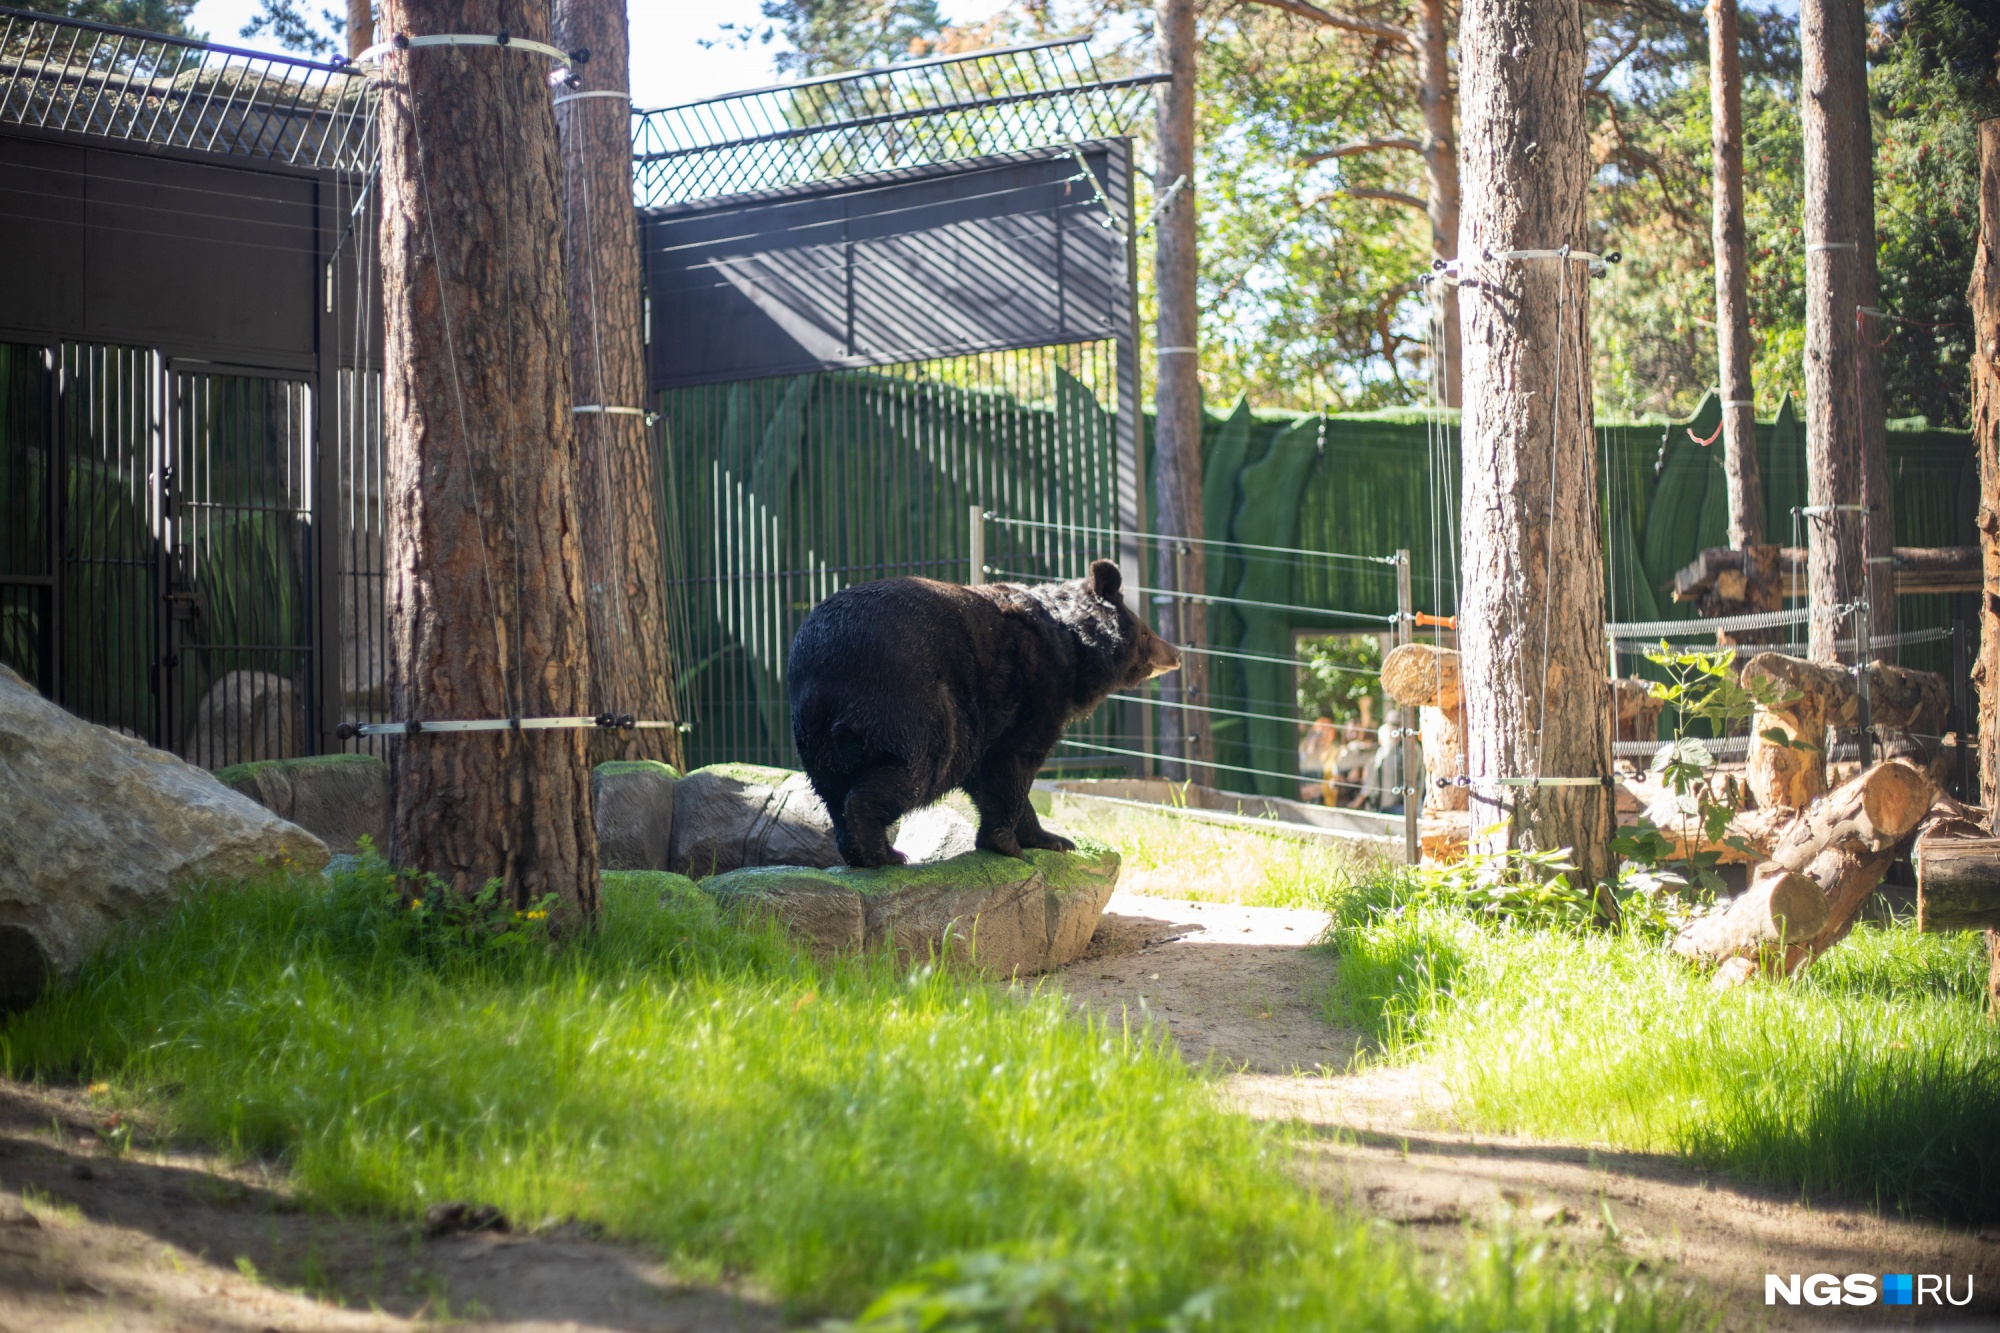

left=1067, top=890, right=2000, bottom=1333
left=0, top=1081, right=779, bottom=1332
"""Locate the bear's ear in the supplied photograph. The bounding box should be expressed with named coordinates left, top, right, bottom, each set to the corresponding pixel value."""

left=1089, top=559, right=1122, bottom=601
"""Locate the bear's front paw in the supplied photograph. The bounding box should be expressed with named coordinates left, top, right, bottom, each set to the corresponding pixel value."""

left=1018, top=829, right=1075, bottom=853
left=977, top=830, right=1026, bottom=860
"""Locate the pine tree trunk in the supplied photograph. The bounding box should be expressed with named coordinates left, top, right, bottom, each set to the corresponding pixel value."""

left=1973, top=120, right=2000, bottom=826
left=553, top=0, right=684, bottom=768
left=347, top=0, right=373, bottom=58
left=1415, top=0, right=1461, bottom=409
left=1152, top=0, right=1210, bottom=783
left=1707, top=0, right=1762, bottom=548
left=1455, top=0, right=1615, bottom=890
left=1801, top=0, right=1867, bottom=665
left=378, top=0, right=599, bottom=919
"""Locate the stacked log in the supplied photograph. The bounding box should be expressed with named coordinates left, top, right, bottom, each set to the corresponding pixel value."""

left=1740, top=652, right=1950, bottom=810
left=1673, top=759, right=1933, bottom=977
left=1381, top=643, right=1465, bottom=813
left=1610, top=677, right=1665, bottom=748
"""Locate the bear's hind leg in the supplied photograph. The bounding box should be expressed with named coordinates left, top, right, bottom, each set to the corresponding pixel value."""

left=838, top=766, right=916, bottom=868
left=965, top=751, right=1073, bottom=858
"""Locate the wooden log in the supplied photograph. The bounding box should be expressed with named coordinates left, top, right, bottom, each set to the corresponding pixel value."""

left=1741, top=652, right=1846, bottom=808
left=1914, top=835, right=2000, bottom=931
left=1382, top=644, right=1465, bottom=813
left=1829, top=661, right=1950, bottom=735
left=1772, top=759, right=1934, bottom=968
left=1610, top=677, right=1664, bottom=746
left=1672, top=867, right=1830, bottom=967
left=1670, top=545, right=1976, bottom=602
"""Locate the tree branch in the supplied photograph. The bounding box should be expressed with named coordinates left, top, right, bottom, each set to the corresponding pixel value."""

left=1342, top=186, right=1429, bottom=212
left=1302, top=137, right=1424, bottom=166
left=1234, top=0, right=1413, bottom=46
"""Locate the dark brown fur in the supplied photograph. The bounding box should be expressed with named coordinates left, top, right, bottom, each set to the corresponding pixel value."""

left=788, top=561, right=1180, bottom=867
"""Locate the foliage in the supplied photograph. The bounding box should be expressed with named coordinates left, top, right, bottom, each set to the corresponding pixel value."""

left=237, top=0, right=346, bottom=58
left=1611, top=644, right=1791, bottom=897
left=1295, top=632, right=1383, bottom=722
left=1323, top=871, right=2000, bottom=1221
left=1, top=860, right=1689, bottom=1330
left=16, top=0, right=197, bottom=37
left=716, top=1, right=950, bottom=76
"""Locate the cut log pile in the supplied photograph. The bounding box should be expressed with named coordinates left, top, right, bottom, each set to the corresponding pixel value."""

left=1381, top=642, right=1466, bottom=814
left=1672, top=544, right=1978, bottom=603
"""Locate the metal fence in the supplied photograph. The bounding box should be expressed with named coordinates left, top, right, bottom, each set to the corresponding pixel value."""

left=0, top=3, right=372, bottom=170
left=632, top=36, right=1162, bottom=205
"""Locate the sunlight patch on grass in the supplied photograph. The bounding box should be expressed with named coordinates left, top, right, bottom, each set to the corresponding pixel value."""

left=1, top=860, right=1688, bottom=1331
left=1324, top=873, right=2000, bottom=1221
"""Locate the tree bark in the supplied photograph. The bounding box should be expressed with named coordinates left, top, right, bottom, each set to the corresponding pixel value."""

left=1972, top=121, right=2000, bottom=828
left=1914, top=835, right=2000, bottom=931
left=553, top=0, right=684, bottom=769
left=347, top=0, right=373, bottom=58
left=1152, top=0, right=1210, bottom=783
left=1672, top=867, right=1829, bottom=968
left=378, top=0, right=599, bottom=919
left=1706, top=0, right=1762, bottom=548
left=1415, top=0, right=1461, bottom=408
left=1771, top=758, right=1933, bottom=968
left=1456, top=0, right=1615, bottom=890
left=1801, top=0, right=1867, bottom=664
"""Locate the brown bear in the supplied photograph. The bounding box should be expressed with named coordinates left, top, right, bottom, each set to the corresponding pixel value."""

left=787, top=560, right=1181, bottom=868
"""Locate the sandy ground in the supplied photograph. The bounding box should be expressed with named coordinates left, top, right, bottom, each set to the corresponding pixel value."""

left=1068, top=890, right=2000, bottom=1333
left=0, top=1080, right=781, bottom=1332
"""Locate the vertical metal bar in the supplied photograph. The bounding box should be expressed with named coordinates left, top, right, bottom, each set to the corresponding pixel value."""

left=968, top=503, right=984, bottom=585
left=1109, top=135, right=1145, bottom=768
left=313, top=175, right=342, bottom=755
left=1397, top=548, right=1418, bottom=864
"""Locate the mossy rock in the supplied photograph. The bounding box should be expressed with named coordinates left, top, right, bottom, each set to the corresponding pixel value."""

left=213, top=752, right=386, bottom=856
left=594, top=759, right=683, bottom=781
left=702, top=837, right=1121, bottom=976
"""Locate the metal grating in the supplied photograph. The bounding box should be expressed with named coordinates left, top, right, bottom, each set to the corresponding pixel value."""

left=632, top=36, right=1163, bottom=206
left=0, top=5, right=372, bottom=171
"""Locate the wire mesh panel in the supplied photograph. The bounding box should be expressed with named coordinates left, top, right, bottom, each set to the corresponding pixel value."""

left=58, top=342, right=159, bottom=743
left=634, top=37, right=1161, bottom=205
left=335, top=366, right=388, bottom=753
left=165, top=367, right=314, bottom=767
left=659, top=342, right=1126, bottom=770
left=0, top=342, right=53, bottom=693
left=0, top=5, right=372, bottom=170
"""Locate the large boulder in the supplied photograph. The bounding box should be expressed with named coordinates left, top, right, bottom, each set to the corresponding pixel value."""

left=668, top=763, right=841, bottom=878
left=183, top=669, right=306, bottom=769
left=214, top=753, right=387, bottom=855
left=593, top=760, right=681, bottom=871
left=702, top=840, right=1121, bottom=977
left=0, top=665, right=328, bottom=1008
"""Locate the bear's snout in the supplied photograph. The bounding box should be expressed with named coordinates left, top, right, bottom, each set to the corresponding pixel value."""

left=1141, top=633, right=1181, bottom=679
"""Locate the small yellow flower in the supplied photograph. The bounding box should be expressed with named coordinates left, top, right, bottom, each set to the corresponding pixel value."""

left=409, top=899, right=423, bottom=912
left=524, top=910, right=548, bottom=921
left=87, top=1082, right=110, bottom=1096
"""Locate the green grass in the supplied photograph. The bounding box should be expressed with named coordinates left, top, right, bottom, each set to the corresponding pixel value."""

left=0, top=859, right=1690, bottom=1331
left=1046, top=793, right=1385, bottom=909
left=1324, top=874, right=2000, bottom=1222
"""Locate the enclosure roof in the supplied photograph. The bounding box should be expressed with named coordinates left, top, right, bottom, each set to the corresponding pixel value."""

left=0, top=4, right=371, bottom=171
left=631, top=36, right=1164, bottom=207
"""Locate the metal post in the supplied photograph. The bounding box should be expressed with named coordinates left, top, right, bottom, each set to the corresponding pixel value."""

left=968, top=505, right=985, bottom=586
left=1855, top=597, right=1872, bottom=767
left=1952, top=618, right=1969, bottom=798
left=1396, top=548, right=1418, bottom=865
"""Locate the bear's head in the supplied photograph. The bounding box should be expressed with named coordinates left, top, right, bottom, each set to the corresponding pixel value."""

left=1086, top=559, right=1181, bottom=687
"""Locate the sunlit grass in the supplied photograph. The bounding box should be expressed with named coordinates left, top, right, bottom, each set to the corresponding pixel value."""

left=1324, top=874, right=2000, bottom=1221
left=1046, top=793, right=1384, bottom=909
left=1, top=859, right=1689, bottom=1331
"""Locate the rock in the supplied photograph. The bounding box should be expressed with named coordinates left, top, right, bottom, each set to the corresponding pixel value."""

left=593, top=760, right=680, bottom=871
left=701, top=839, right=1121, bottom=976
left=423, top=1201, right=509, bottom=1237
left=183, top=670, right=305, bottom=769
left=0, top=665, right=328, bottom=1009
left=891, top=801, right=979, bottom=864
left=668, top=764, right=841, bottom=879
left=213, top=753, right=387, bottom=856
